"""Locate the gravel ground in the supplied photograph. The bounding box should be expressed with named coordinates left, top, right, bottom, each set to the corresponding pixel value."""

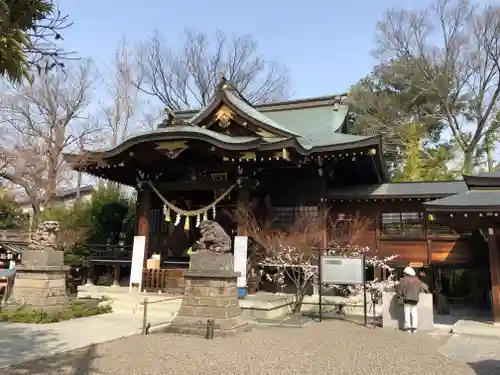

left=2, top=320, right=486, bottom=375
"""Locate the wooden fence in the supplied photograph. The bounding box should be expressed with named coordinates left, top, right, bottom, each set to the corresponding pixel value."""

left=142, top=268, right=185, bottom=294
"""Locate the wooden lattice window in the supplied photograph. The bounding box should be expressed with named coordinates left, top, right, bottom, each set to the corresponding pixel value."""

left=271, top=206, right=319, bottom=229
left=381, top=212, right=424, bottom=237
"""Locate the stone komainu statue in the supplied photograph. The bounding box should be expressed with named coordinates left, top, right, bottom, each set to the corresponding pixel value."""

left=195, top=220, right=231, bottom=254
left=28, top=220, right=61, bottom=251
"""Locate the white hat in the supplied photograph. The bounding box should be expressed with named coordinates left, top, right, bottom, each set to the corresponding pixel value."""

left=404, top=267, right=416, bottom=276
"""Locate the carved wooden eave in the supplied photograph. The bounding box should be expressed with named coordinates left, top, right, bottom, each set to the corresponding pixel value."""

left=62, top=115, right=389, bottom=186
left=154, top=140, right=189, bottom=159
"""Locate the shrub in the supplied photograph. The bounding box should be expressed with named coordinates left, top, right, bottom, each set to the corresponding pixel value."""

left=41, top=184, right=136, bottom=266
left=0, top=299, right=112, bottom=323
left=0, top=192, right=26, bottom=229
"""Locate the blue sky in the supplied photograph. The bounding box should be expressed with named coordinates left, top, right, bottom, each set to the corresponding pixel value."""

left=59, top=0, right=436, bottom=99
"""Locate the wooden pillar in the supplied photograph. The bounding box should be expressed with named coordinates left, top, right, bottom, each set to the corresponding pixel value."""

left=424, top=214, right=432, bottom=265
left=86, top=263, right=95, bottom=286
left=321, top=197, right=328, bottom=250
left=137, top=184, right=152, bottom=267
left=487, top=227, right=500, bottom=324
left=113, top=265, right=121, bottom=286
left=374, top=208, right=381, bottom=253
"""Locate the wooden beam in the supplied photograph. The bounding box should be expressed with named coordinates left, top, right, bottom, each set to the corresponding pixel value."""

left=155, top=180, right=236, bottom=192
left=487, top=227, right=500, bottom=324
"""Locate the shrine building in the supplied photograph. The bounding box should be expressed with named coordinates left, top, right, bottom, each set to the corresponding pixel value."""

left=63, top=76, right=500, bottom=323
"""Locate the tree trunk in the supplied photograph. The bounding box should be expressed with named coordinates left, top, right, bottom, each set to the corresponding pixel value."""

left=76, top=171, right=82, bottom=199
left=293, top=284, right=308, bottom=314
left=486, top=134, right=495, bottom=172
left=462, top=150, right=475, bottom=174
left=31, top=202, right=42, bottom=229
left=487, top=146, right=494, bottom=172
left=294, top=290, right=303, bottom=313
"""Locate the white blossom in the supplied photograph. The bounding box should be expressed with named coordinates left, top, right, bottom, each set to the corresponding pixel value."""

left=262, top=244, right=398, bottom=303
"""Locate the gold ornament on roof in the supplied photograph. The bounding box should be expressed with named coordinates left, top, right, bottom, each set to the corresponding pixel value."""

left=214, top=105, right=234, bottom=128
left=255, top=128, right=278, bottom=138
left=155, top=141, right=188, bottom=159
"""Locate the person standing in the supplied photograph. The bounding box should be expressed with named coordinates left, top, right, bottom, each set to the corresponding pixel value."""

left=397, top=267, right=430, bottom=333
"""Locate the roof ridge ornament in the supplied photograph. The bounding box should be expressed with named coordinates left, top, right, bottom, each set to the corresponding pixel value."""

left=218, top=71, right=230, bottom=90
left=216, top=71, right=253, bottom=107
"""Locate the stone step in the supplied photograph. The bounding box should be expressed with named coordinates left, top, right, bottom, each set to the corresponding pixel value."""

left=106, top=299, right=181, bottom=317
left=78, top=290, right=176, bottom=302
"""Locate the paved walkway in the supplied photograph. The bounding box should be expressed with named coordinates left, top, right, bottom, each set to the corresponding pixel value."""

left=0, top=298, right=182, bottom=368
left=4, top=319, right=488, bottom=375
left=439, top=334, right=500, bottom=365
left=2, top=298, right=500, bottom=373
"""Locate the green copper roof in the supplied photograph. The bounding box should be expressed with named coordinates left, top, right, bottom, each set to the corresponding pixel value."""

left=191, top=86, right=365, bottom=149
left=224, top=90, right=298, bottom=136
left=261, top=104, right=348, bottom=136
left=165, top=85, right=357, bottom=149
left=297, top=133, right=379, bottom=150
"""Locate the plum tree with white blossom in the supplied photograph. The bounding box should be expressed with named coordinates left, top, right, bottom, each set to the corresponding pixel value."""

left=233, top=203, right=398, bottom=312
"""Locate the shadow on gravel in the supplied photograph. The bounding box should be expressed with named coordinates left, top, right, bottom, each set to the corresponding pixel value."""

left=4, top=344, right=100, bottom=375
left=468, top=360, right=500, bottom=375
left=0, top=324, right=66, bottom=367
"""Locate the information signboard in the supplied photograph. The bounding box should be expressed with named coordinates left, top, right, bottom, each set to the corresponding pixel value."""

left=129, top=236, right=146, bottom=292
left=318, top=254, right=367, bottom=325
left=233, top=236, right=248, bottom=297
left=320, top=255, right=364, bottom=285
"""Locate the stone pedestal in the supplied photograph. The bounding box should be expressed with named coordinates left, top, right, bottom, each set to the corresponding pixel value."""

left=13, top=265, right=70, bottom=308
left=381, top=292, right=434, bottom=331
left=165, top=251, right=248, bottom=337
left=11, top=221, right=69, bottom=309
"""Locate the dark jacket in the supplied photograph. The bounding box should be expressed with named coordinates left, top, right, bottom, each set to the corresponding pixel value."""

left=397, top=276, right=429, bottom=303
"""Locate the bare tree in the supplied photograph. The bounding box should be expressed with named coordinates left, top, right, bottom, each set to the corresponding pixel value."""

left=0, top=60, right=98, bottom=223
left=374, top=0, right=500, bottom=173
left=136, top=29, right=291, bottom=111
left=99, top=36, right=142, bottom=147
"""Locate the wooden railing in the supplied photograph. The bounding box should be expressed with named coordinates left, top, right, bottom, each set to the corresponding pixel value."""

left=0, top=230, right=30, bottom=242
left=86, top=244, right=133, bottom=263
left=142, top=268, right=185, bottom=294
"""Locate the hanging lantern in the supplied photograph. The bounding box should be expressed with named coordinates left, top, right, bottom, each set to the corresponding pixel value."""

left=196, top=213, right=201, bottom=228
left=164, top=206, right=171, bottom=222
left=203, top=211, right=208, bottom=221
left=212, top=205, right=216, bottom=219
left=174, top=213, right=181, bottom=226
left=184, top=216, right=190, bottom=231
